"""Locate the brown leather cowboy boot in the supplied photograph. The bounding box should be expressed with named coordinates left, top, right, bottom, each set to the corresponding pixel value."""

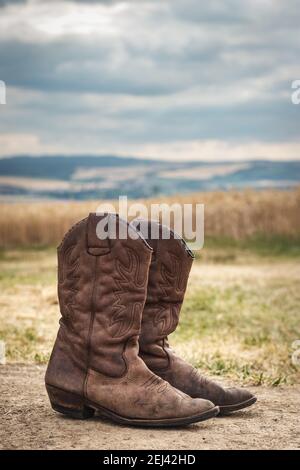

left=45, top=213, right=219, bottom=426
left=138, top=220, right=257, bottom=415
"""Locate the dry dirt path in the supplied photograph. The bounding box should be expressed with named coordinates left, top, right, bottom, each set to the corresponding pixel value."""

left=1, top=364, right=299, bottom=450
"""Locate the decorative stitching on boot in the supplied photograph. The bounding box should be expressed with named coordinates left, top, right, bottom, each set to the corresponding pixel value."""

left=109, top=247, right=145, bottom=338
left=160, top=252, right=186, bottom=294
left=153, top=303, right=181, bottom=336
left=150, top=251, right=186, bottom=335
left=117, top=247, right=147, bottom=288
left=58, top=243, right=80, bottom=324
left=142, top=375, right=168, bottom=394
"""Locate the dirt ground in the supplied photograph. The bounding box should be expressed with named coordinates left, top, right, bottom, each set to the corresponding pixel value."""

left=1, top=364, right=299, bottom=450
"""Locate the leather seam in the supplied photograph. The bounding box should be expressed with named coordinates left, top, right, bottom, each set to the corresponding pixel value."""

left=83, top=255, right=98, bottom=398
left=57, top=217, right=87, bottom=251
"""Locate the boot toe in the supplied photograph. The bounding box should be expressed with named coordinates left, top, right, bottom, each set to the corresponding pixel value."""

left=195, top=398, right=215, bottom=412
left=183, top=397, right=219, bottom=420
left=219, top=388, right=257, bottom=415
left=228, top=387, right=255, bottom=403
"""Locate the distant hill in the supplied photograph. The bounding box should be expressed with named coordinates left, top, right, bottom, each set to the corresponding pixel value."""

left=0, top=155, right=299, bottom=200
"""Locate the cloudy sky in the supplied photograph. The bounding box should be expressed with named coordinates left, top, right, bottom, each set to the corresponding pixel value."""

left=0, top=0, right=299, bottom=161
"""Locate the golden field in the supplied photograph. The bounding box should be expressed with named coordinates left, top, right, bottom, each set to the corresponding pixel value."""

left=0, top=188, right=300, bottom=247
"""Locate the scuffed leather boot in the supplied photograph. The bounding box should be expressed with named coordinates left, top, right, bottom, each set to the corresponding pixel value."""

left=45, top=213, right=219, bottom=426
left=138, top=220, right=257, bottom=415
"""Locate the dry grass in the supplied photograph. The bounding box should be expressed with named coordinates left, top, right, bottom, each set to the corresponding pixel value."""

left=175, top=261, right=300, bottom=386
left=0, top=247, right=299, bottom=386
left=0, top=188, right=300, bottom=247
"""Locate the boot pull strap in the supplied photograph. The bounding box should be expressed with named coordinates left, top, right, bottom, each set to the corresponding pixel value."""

left=86, top=213, right=111, bottom=256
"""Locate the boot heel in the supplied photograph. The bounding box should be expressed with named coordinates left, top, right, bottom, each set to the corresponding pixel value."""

left=46, top=384, right=95, bottom=419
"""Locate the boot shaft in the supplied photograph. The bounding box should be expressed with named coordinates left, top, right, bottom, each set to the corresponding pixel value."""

left=55, top=213, right=152, bottom=377
left=138, top=220, right=194, bottom=368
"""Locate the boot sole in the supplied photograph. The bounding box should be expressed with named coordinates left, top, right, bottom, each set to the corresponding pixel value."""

left=218, top=396, right=257, bottom=415
left=46, top=383, right=219, bottom=427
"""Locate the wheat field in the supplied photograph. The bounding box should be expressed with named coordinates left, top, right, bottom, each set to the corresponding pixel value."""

left=0, top=188, right=300, bottom=247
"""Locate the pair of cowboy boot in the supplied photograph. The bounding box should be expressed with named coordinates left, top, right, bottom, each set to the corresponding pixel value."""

left=45, top=213, right=255, bottom=427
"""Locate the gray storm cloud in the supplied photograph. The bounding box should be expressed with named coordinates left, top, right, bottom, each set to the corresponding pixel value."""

left=0, top=0, right=299, bottom=159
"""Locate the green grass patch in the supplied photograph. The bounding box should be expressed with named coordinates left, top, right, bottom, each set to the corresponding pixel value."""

left=200, top=235, right=300, bottom=259
left=172, top=280, right=300, bottom=385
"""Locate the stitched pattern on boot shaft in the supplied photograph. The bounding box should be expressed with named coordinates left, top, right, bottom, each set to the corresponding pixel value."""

left=110, top=246, right=146, bottom=339
left=116, top=247, right=147, bottom=289
left=152, top=303, right=181, bottom=336
left=148, top=251, right=186, bottom=336
left=160, top=252, right=187, bottom=295
left=58, top=243, right=80, bottom=324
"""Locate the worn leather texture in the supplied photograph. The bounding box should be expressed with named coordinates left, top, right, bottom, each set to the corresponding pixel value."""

left=45, top=214, right=215, bottom=420
left=138, top=220, right=193, bottom=371
left=86, top=351, right=213, bottom=419
left=138, top=220, right=255, bottom=409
